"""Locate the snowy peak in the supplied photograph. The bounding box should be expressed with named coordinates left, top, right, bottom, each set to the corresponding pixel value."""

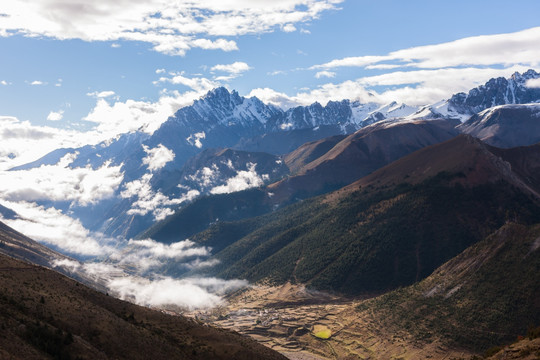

left=449, top=69, right=540, bottom=114
left=182, top=87, right=282, bottom=129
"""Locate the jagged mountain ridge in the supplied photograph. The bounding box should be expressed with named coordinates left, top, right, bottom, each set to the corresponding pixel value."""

left=450, top=69, right=540, bottom=114
left=410, top=69, right=540, bottom=122
left=9, top=70, right=540, bottom=242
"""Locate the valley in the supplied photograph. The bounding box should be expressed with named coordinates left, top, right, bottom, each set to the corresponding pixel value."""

left=1, top=69, right=540, bottom=359
left=187, top=283, right=472, bottom=359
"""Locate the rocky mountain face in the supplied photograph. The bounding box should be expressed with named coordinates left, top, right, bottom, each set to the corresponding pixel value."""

left=449, top=69, right=540, bottom=115
left=457, top=104, right=540, bottom=148
left=410, top=69, right=540, bottom=122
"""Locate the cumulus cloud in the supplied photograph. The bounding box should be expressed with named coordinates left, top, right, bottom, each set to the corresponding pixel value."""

left=46, top=110, right=64, bottom=121
left=315, top=70, right=335, bottom=79
left=83, top=92, right=191, bottom=137
left=155, top=72, right=220, bottom=92
left=0, top=116, right=87, bottom=170
left=186, top=132, right=206, bottom=148
left=0, top=153, right=124, bottom=206
left=87, top=90, right=116, bottom=98
left=109, top=238, right=212, bottom=272
left=142, top=144, right=175, bottom=171
left=210, top=61, right=251, bottom=75
left=210, top=162, right=268, bottom=194
left=282, top=23, right=297, bottom=32
left=0, top=0, right=343, bottom=56
left=247, top=87, right=300, bottom=109
left=121, top=173, right=200, bottom=221
left=30, top=80, right=45, bottom=85
left=1, top=80, right=9, bottom=85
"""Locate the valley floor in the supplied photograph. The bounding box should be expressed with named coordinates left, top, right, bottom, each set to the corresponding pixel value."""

left=185, top=283, right=474, bottom=360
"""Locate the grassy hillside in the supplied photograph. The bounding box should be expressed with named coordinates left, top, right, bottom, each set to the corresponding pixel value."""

left=356, top=223, right=540, bottom=353
left=0, top=251, right=286, bottom=360
left=143, top=119, right=459, bottom=244
left=188, top=136, right=540, bottom=296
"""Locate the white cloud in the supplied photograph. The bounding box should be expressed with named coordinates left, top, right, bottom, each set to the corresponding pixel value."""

left=142, top=144, right=175, bottom=171
left=83, top=93, right=188, bottom=137
left=186, top=131, right=206, bottom=148
left=312, top=27, right=540, bottom=71
left=46, top=110, right=64, bottom=121
left=253, top=66, right=537, bottom=107
left=210, top=162, right=267, bottom=194
left=0, top=116, right=90, bottom=170
left=50, top=236, right=246, bottom=310
left=248, top=87, right=299, bottom=109
left=0, top=0, right=343, bottom=56
left=210, top=61, right=251, bottom=75
left=0, top=153, right=124, bottom=206
left=30, top=80, right=45, bottom=85
left=111, top=43, right=121, bottom=48
left=526, top=78, right=540, bottom=88
left=155, top=72, right=220, bottom=92
left=121, top=173, right=200, bottom=220
left=1, top=80, right=8, bottom=85
left=282, top=23, right=296, bottom=32
left=0, top=200, right=114, bottom=256
left=315, top=70, right=335, bottom=79
left=87, top=90, right=116, bottom=98
left=108, top=276, right=247, bottom=309
left=155, top=68, right=166, bottom=74
left=109, top=238, right=212, bottom=271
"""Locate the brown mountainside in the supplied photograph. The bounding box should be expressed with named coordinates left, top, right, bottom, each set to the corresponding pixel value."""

left=269, top=118, right=459, bottom=203
left=0, top=222, right=285, bottom=360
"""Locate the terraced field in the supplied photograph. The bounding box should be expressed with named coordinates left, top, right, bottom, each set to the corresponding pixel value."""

left=186, top=283, right=474, bottom=359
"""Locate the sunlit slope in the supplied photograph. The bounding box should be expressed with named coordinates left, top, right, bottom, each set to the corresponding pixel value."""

left=189, top=136, right=540, bottom=295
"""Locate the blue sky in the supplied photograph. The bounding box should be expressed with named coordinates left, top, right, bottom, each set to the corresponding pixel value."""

left=1, top=0, right=540, bottom=309
left=1, top=0, right=540, bottom=167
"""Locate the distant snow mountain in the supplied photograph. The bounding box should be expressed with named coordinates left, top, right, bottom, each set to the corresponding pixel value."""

left=10, top=69, right=540, bottom=241
left=410, top=69, right=540, bottom=122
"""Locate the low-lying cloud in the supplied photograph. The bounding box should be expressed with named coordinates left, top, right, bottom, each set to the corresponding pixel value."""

left=0, top=153, right=124, bottom=206
left=142, top=144, right=175, bottom=172
left=51, top=235, right=248, bottom=310
left=210, top=162, right=268, bottom=194
left=0, top=200, right=115, bottom=256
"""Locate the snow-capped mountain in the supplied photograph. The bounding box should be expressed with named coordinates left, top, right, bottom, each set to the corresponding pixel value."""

left=409, top=69, right=540, bottom=122
left=450, top=69, right=540, bottom=114
left=10, top=69, right=540, bottom=242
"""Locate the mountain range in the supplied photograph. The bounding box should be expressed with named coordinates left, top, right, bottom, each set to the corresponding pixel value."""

left=2, top=69, right=540, bottom=358
left=6, top=69, right=539, bottom=242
